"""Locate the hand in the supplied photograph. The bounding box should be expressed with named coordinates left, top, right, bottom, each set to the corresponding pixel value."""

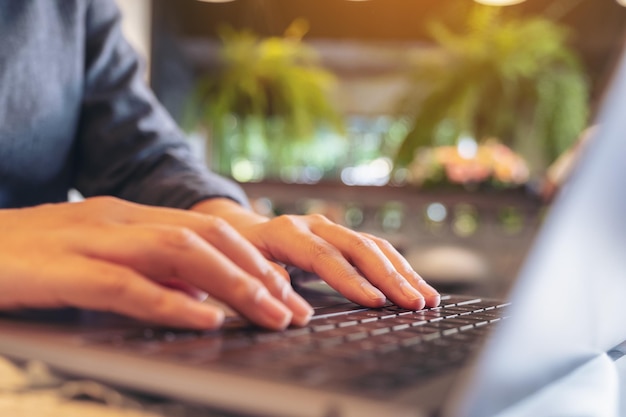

left=0, top=197, right=313, bottom=330
left=192, top=199, right=440, bottom=310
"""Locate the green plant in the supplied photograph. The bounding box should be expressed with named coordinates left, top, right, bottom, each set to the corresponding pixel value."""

left=394, top=5, right=590, bottom=176
left=188, top=20, right=344, bottom=177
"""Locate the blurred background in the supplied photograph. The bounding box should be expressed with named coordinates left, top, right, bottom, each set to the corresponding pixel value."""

left=117, top=0, right=626, bottom=298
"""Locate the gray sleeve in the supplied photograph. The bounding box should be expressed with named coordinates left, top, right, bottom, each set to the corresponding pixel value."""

left=73, top=0, right=248, bottom=209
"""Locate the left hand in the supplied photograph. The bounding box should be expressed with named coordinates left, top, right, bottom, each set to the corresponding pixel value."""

left=192, top=199, right=440, bottom=311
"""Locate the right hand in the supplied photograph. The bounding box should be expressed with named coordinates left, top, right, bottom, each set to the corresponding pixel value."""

left=0, top=197, right=313, bottom=330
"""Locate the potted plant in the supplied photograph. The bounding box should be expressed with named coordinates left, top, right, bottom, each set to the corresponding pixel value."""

left=187, top=20, right=344, bottom=180
left=394, top=5, right=590, bottom=185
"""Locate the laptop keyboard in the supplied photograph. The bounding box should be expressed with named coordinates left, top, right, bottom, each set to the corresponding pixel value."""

left=83, top=294, right=509, bottom=397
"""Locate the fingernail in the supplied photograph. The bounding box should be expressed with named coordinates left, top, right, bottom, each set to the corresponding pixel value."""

left=426, top=293, right=441, bottom=307
left=188, top=301, right=224, bottom=329
left=256, top=290, right=292, bottom=329
left=361, top=284, right=386, bottom=304
left=284, top=291, right=314, bottom=327
left=417, top=280, right=441, bottom=307
left=400, top=282, right=426, bottom=310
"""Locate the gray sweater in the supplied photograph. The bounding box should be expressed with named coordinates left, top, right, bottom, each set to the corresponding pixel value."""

left=0, top=0, right=247, bottom=209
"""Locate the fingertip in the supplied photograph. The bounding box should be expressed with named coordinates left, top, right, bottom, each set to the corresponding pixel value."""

left=417, top=279, right=441, bottom=307
left=290, top=307, right=314, bottom=327
left=291, top=314, right=312, bottom=328
left=398, top=281, right=426, bottom=310
left=182, top=298, right=225, bottom=329
left=425, top=293, right=441, bottom=308
left=284, top=291, right=314, bottom=327
left=254, top=290, right=293, bottom=330
left=358, top=287, right=386, bottom=308
left=412, top=297, right=427, bottom=311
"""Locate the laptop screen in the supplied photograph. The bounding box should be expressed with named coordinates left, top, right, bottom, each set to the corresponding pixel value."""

left=447, top=42, right=626, bottom=417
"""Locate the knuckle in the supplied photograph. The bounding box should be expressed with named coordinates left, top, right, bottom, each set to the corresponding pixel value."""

left=307, top=213, right=330, bottom=224
left=375, top=237, right=395, bottom=252
left=363, top=232, right=397, bottom=252
left=263, top=273, right=289, bottom=299
left=83, top=196, right=134, bottom=222
left=311, top=242, right=336, bottom=261
left=86, top=196, right=122, bottom=211
left=156, top=227, right=199, bottom=250
left=231, top=278, right=265, bottom=303
left=343, top=272, right=366, bottom=287
left=145, top=290, right=170, bottom=315
left=203, top=217, right=232, bottom=237
left=96, top=273, right=131, bottom=302
left=273, top=214, right=300, bottom=229
left=352, top=235, right=379, bottom=252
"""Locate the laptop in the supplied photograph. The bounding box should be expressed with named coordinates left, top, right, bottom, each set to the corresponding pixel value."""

left=2, top=46, right=626, bottom=417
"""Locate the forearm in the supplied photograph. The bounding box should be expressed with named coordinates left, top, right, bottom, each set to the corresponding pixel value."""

left=75, top=0, right=249, bottom=210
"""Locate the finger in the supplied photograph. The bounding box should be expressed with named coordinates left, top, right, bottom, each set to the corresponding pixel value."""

left=187, top=218, right=313, bottom=326
left=362, top=233, right=440, bottom=307
left=50, top=257, right=224, bottom=329
left=254, top=217, right=387, bottom=308
left=101, top=202, right=313, bottom=326
left=160, top=278, right=208, bottom=301
left=309, top=222, right=428, bottom=310
left=255, top=215, right=435, bottom=310
left=271, top=262, right=291, bottom=282
left=74, top=224, right=294, bottom=330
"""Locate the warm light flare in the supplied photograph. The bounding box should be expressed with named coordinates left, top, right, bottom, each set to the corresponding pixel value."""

left=473, top=0, right=526, bottom=5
